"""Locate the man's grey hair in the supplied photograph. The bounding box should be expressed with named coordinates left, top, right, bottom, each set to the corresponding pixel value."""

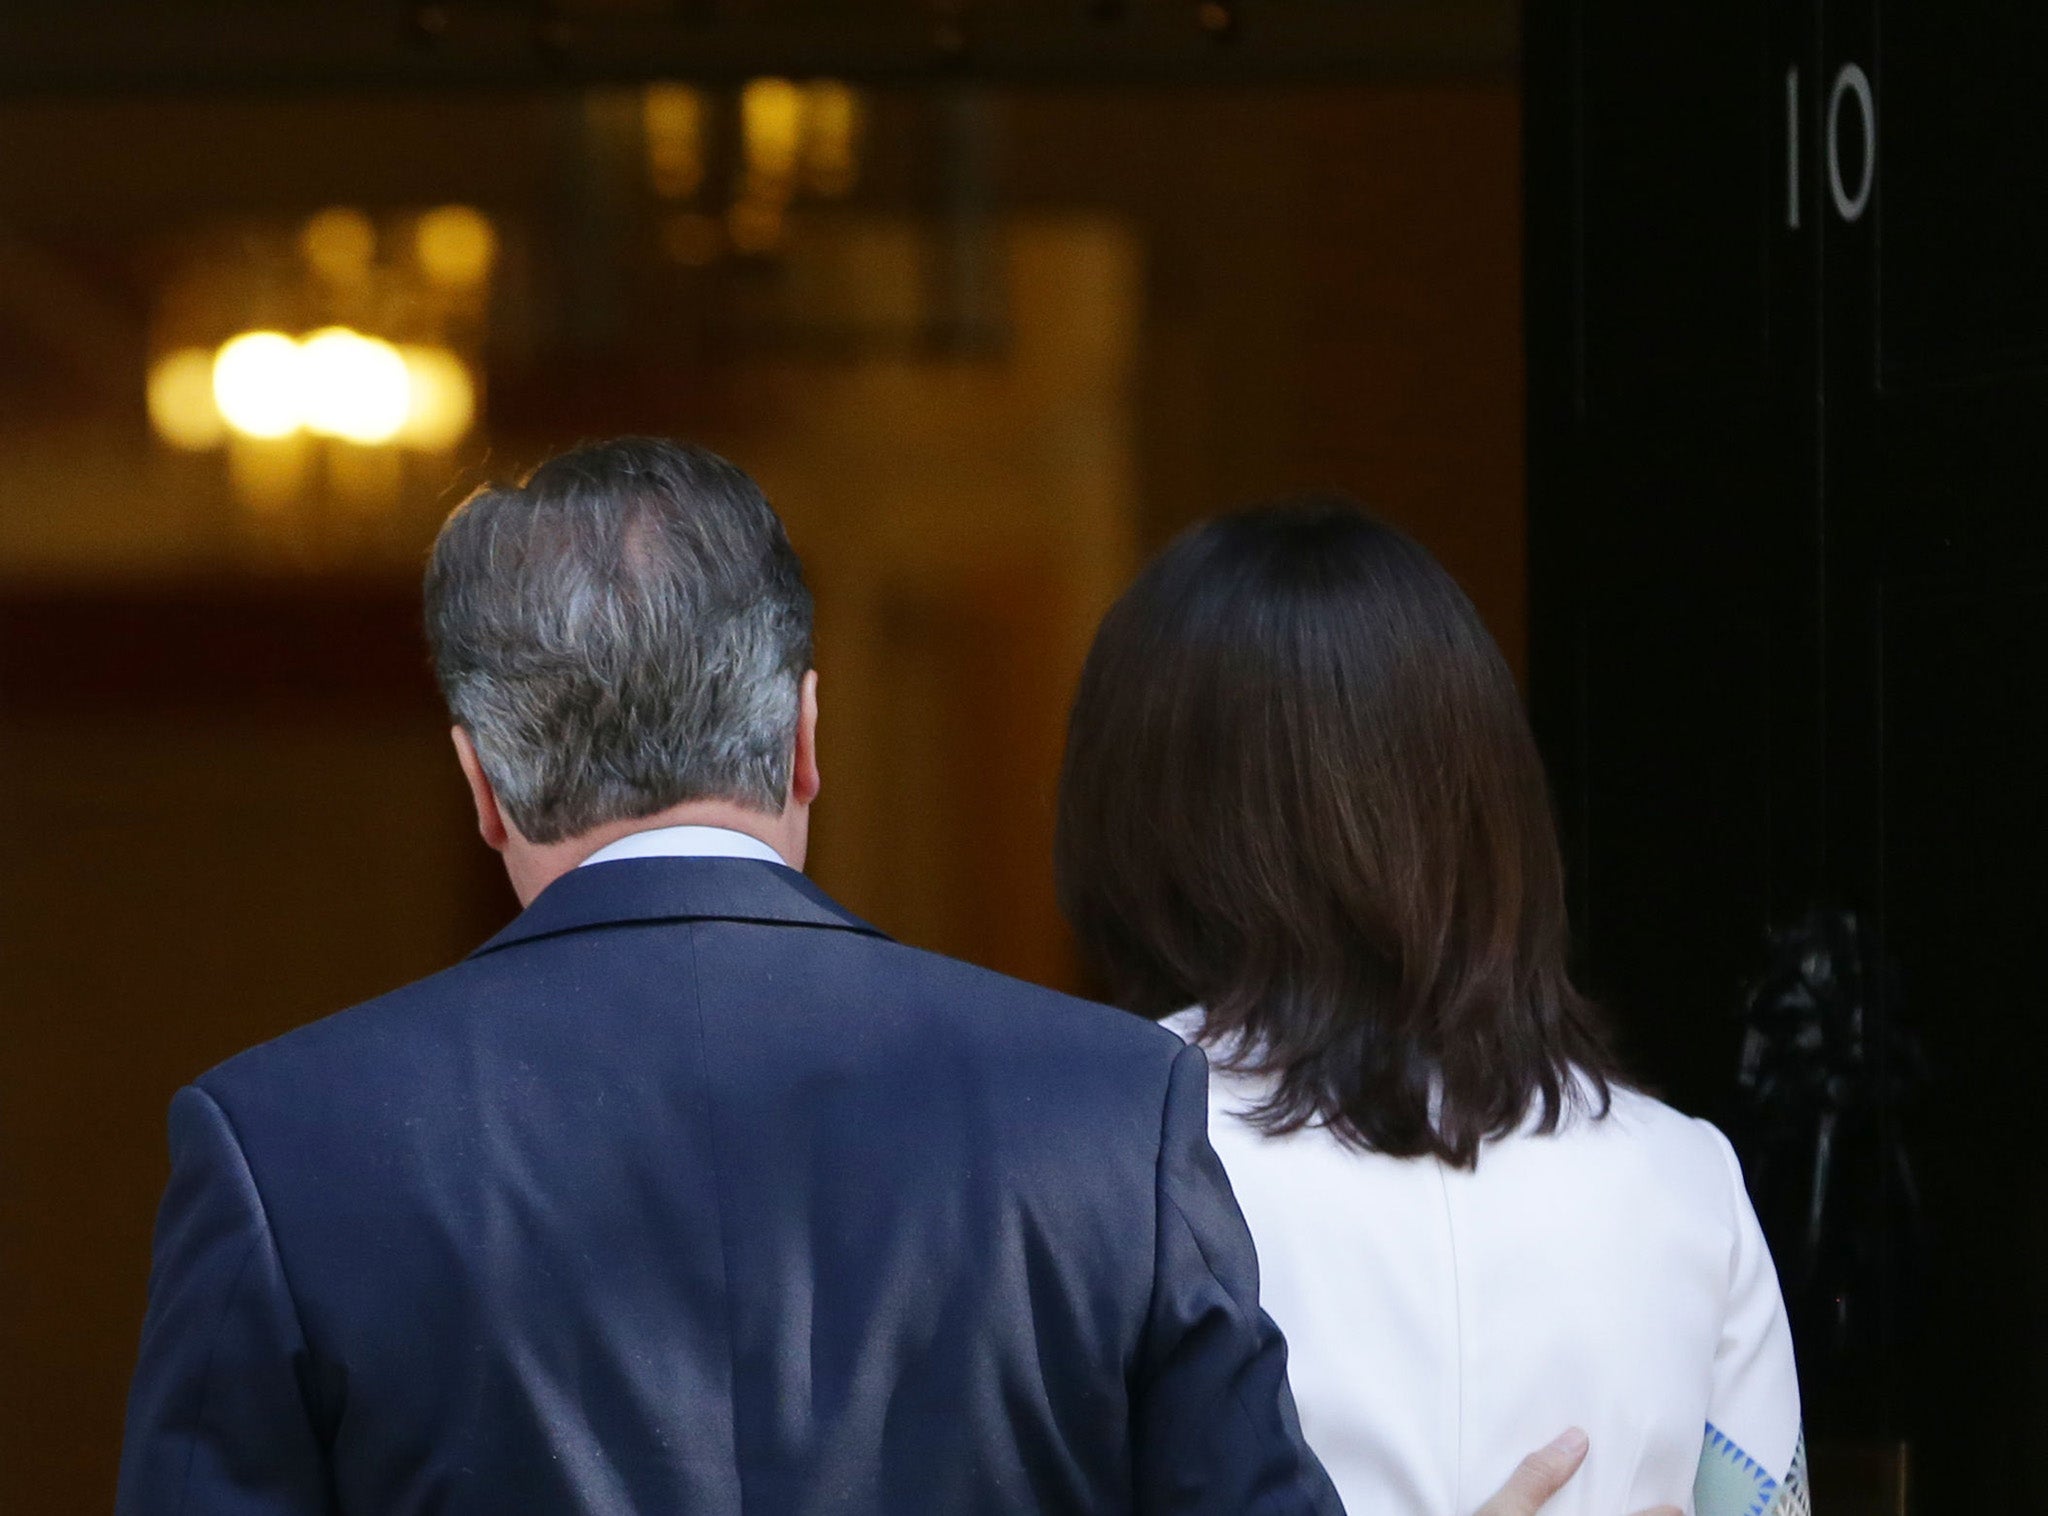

left=424, top=438, right=813, bottom=845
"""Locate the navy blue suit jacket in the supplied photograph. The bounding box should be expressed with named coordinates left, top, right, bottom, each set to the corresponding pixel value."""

left=118, top=857, right=1341, bottom=1514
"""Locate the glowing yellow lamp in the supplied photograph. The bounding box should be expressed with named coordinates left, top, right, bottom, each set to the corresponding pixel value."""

left=396, top=346, right=477, bottom=451
left=147, top=348, right=227, bottom=450
left=299, top=207, right=377, bottom=286
left=415, top=206, right=498, bottom=290
left=804, top=81, right=863, bottom=197
left=299, top=327, right=411, bottom=445
left=742, top=78, right=805, bottom=182
left=213, top=331, right=305, bottom=440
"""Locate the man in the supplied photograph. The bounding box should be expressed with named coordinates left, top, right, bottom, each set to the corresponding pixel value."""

left=118, top=438, right=1667, bottom=1516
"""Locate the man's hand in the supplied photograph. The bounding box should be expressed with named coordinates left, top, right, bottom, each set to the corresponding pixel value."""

left=1472, top=1428, right=1683, bottom=1516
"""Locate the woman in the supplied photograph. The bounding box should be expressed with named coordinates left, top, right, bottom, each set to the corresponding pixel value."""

left=1056, top=500, right=1804, bottom=1516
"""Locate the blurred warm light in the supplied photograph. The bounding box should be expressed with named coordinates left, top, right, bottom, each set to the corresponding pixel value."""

left=641, top=78, right=859, bottom=265
left=147, top=348, right=227, bottom=450
left=804, top=82, right=863, bottom=198
left=195, top=328, right=474, bottom=452
left=299, top=327, right=411, bottom=444
left=742, top=78, right=805, bottom=183
left=414, top=206, right=498, bottom=290
left=213, top=331, right=305, bottom=440
left=299, top=207, right=377, bottom=285
left=396, top=346, right=477, bottom=451
left=644, top=84, right=707, bottom=200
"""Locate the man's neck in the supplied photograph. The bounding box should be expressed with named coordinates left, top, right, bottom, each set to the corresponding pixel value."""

left=504, top=798, right=802, bottom=905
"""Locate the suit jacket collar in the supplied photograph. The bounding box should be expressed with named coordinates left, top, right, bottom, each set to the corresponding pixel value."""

left=469, top=855, right=888, bottom=959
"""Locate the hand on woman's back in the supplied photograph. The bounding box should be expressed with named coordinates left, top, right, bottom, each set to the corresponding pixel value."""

left=1476, top=1431, right=1681, bottom=1516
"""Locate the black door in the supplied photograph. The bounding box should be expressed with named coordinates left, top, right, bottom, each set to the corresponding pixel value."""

left=1528, top=1, right=2048, bottom=1508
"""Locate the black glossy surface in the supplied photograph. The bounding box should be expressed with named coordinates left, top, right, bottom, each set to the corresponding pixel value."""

left=1529, top=0, right=2048, bottom=1503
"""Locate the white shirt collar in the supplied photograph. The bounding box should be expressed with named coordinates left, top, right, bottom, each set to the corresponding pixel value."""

left=578, top=824, right=788, bottom=870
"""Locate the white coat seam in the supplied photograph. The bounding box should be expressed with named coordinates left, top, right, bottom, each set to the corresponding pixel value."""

left=1433, top=1155, right=1464, bottom=1516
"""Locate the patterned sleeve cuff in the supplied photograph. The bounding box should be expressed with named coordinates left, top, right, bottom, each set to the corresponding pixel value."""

left=1696, top=1424, right=1810, bottom=1516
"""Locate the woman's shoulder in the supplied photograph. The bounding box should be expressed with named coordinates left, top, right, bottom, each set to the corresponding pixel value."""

left=1564, top=1082, right=1752, bottom=1216
left=1595, top=1083, right=1738, bottom=1156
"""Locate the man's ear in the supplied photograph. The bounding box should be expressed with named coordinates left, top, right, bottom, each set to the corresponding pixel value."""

left=451, top=726, right=510, bottom=852
left=791, top=670, right=821, bottom=808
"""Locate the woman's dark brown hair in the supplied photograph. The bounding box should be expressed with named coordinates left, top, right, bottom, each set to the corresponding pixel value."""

left=1056, top=498, right=1620, bottom=1167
